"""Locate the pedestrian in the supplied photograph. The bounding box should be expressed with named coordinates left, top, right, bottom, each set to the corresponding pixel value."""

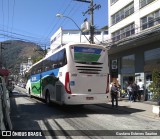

left=117, top=82, right=121, bottom=98
left=111, top=82, right=118, bottom=108
left=137, top=79, right=144, bottom=101
left=127, top=82, right=133, bottom=102
left=132, top=82, right=138, bottom=102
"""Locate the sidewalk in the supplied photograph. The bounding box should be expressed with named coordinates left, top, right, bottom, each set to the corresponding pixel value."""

left=107, top=99, right=160, bottom=119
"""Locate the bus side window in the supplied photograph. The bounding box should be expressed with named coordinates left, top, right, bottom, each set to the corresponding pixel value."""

left=45, top=67, right=49, bottom=71
left=38, top=69, right=41, bottom=73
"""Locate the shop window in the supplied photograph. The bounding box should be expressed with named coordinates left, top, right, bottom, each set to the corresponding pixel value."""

left=144, top=48, right=160, bottom=65
left=121, top=54, right=135, bottom=74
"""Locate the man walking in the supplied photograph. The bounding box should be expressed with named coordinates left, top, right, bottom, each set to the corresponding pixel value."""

left=137, top=79, right=144, bottom=101
left=111, top=82, right=118, bottom=108
left=132, top=82, right=138, bottom=102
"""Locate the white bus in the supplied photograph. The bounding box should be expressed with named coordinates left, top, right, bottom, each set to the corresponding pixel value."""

left=26, top=43, right=110, bottom=105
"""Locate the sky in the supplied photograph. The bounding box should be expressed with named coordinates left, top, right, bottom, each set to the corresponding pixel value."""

left=0, top=0, right=108, bottom=47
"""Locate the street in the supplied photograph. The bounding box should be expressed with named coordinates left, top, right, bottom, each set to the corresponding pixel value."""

left=9, top=86, right=160, bottom=139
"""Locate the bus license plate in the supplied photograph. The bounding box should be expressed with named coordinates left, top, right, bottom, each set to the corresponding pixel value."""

left=86, top=97, right=94, bottom=100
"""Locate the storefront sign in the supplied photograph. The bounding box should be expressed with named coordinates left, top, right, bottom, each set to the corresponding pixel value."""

left=111, top=59, right=117, bottom=69
left=110, top=59, right=118, bottom=78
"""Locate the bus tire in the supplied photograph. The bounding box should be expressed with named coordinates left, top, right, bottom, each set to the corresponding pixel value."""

left=45, top=90, right=51, bottom=105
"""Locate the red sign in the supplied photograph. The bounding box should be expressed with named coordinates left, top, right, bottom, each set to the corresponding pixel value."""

left=0, top=69, right=10, bottom=76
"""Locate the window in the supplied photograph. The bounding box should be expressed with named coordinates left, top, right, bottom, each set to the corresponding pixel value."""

left=121, top=55, right=135, bottom=74
left=141, top=9, right=160, bottom=30
left=140, top=0, right=155, bottom=8
left=31, top=62, right=42, bottom=75
left=31, top=49, right=67, bottom=74
left=111, top=23, right=135, bottom=42
left=155, top=10, right=160, bottom=25
left=144, top=48, right=160, bottom=65
left=104, top=31, right=108, bottom=34
left=94, top=31, right=101, bottom=35
left=111, top=2, right=134, bottom=25
left=82, top=32, right=89, bottom=35
left=122, top=55, right=135, bottom=68
left=45, top=49, right=67, bottom=71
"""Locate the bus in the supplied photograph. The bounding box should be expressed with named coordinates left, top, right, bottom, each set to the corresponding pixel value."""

left=25, top=43, right=110, bottom=105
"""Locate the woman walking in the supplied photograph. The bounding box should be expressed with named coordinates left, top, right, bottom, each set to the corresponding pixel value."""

left=127, top=82, right=133, bottom=102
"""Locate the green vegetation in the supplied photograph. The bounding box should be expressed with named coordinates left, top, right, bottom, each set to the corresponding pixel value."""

left=149, top=69, right=160, bottom=105
left=1, top=40, right=43, bottom=75
left=32, top=55, right=43, bottom=64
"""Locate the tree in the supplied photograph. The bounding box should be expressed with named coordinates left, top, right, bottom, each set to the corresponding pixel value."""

left=149, top=69, right=160, bottom=105
left=32, top=55, right=43, bottom=64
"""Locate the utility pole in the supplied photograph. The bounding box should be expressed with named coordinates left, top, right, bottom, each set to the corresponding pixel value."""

left=74, top=0, right=101, bottom=44
left=90, top=0, right=94, bottom=44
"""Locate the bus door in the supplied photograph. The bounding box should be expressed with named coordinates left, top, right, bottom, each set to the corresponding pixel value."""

left=31, top=73, right=41, bottom=97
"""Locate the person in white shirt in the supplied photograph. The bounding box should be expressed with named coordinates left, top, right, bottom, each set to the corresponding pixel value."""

left=137, top=79, right=144, bottom=101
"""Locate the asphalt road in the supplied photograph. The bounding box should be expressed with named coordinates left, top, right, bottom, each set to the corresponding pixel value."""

left=8, top=86, right=160, bottom=139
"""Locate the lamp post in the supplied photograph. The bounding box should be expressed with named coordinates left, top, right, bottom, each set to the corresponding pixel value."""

left=56, top=13, right=90, bottom=43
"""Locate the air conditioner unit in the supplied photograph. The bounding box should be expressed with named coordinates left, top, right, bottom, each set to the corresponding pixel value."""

left=81, top=21, right=90, bottom=32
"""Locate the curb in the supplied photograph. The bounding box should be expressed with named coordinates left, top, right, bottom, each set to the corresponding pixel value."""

left=97, top=102, right=160, bottom=120
left=120, top=98, right=158, bottom=106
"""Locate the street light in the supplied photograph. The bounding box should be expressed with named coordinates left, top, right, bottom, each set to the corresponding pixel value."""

left=56, top=13, right=90, bottom=43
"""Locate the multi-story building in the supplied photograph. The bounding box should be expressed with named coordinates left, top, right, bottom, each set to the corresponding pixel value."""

left=50, top=27, right=108, bottom=50
left=19, top=58, right=32, bottom=77
left=108, top=0, right=160, bottom=98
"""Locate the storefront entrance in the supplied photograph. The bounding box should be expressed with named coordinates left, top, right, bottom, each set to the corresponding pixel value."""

left=121, top=74, right=134, bottom=90
left=145, top=73, right=153, bottom=100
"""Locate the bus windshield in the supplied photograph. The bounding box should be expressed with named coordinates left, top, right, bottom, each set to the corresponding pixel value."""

left=72, top=46, right=104, bottom=64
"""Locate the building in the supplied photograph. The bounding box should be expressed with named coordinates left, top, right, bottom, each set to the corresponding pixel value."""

left=19, top=57, right=32, bottom=77
left=50, top=27, right=108, bottom=50
left=108, top=0, right=160, bottom=98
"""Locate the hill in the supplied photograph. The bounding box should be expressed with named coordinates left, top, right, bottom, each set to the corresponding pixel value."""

left=1, top=40, right=44, bottom=75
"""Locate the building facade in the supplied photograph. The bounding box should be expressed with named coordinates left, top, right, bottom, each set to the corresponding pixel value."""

left=19, top=58, right=32, bottom=77
left=108, top=0, right=160, bottom=99
left=50, top=27, right=108, bottom=50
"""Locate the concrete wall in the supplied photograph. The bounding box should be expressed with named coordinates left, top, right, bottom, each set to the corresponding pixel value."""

left=50, top=28, right=109, bottom=50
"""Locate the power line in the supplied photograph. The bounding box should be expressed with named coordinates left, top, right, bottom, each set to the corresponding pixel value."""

left=11, top=0, right=15, bottom=34
left=39, top=0, right=73, bottom=45
left=0, top=23, right=45, bottom=39
left=7, top=0, right=10, bottom=37
left=60, top=3, right=79, bottom=27
left=0, top=28, right=43, bottom=40
left=0, top=33, right=48, bottom=47
left=74, top=0, right=101, bottom=44
left=1, top=0, right=5, bottom=39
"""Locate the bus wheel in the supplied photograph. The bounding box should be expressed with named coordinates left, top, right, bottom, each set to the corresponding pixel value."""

left=45, top=91, right=50, bottom=105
